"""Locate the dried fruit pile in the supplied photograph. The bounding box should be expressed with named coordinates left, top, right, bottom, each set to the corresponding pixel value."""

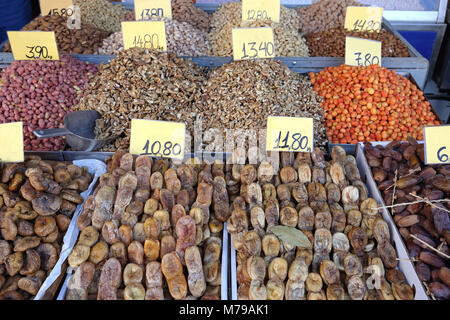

left=172, top=0, right=211, bottom=32
left=0, top=56, right=98, bottom=151
left=365, top=139, right=450, bottom=300
left=72, top=48, right=206, bottom=151
left=227, top=146, right=414, bottom=300
left=74, top=0, right=127, bottom=33
left=305, top=28, right=409, bottom=57
left=66, top=151, right=225, bottom=300
left=310, top=64, right=440, bottom=144
left=2, top=15, right=110, bottom=54
left=208, top=1, right=309, bottom=57
left=0, top=157, right=92, bottom=300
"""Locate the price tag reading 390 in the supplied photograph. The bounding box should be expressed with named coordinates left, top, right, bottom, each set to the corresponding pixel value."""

left=345, top=6, right=383, bottom=32
left=122, top=21, right=167, bottom=51
left=266, top=116, right=313, bottom=153
left=7, top=31, right=59, bottom=61
left=232, top=27, right=275, bottom=61
left=134, top=0, right=172, bottom=20
left=242, top=0, right=280, bottom=23
left=39, top=0, right=74, bottom=17
left=345, top=36, right=381, bottom=67
left=423, top=125, right=450, bottom=164
left=130, top=119, right=185, bottom=160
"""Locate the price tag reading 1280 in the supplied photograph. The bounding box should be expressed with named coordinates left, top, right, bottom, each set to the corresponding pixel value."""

left=266, top=116, right=313, bottom=153
left=242, top=0, right=280, bottom=23
left=129, top=119, right=185, bottom=160
left=423, top=125, right=450, bottom=164
left=232, top=27, right=275, bottom=61
left=345, top=36, right=381, bottom=67
left=7, top=31, right=59, bottom=61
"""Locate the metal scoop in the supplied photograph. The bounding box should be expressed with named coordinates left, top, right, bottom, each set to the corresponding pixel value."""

left=34, top=110, right=108, bottom=152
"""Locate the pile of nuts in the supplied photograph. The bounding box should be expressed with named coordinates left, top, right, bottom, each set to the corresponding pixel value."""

left=73, top=48, right=206, bottom=151
left=66, top=151, right=224, bottom=300
left=172, top=0, right=211, bottom=32
left=208, top=2, right=309, bottom=57
left=193, top=59, right=327, bottom=150
left=98, top=18, right=211, bottom=56
left=227, top=146, right=414, bottom=300
left=0, top=157, right=92, bottom=300
left=365, top=140, right=449, bottom=300
left=2, top=15, right=110, bottom=54
left=305, top=28, right=409, bottom=57
left=309, top=64, right=440, bottom=144
left=74, top=0, right=127, bottom=33
left=297, top=0, right=363, bottom=34
left=0, top=56, right=98, bottom=151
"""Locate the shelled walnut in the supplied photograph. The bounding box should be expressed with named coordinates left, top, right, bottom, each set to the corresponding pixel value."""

left=0, top=157, right=92, bottom=300
left=67, top=151, right=223, bottom=300
left=227, top=147, right=413, bottom=300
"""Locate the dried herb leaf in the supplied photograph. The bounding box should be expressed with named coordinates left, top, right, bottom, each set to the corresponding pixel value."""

left=269, top=225, right=311, bottom=248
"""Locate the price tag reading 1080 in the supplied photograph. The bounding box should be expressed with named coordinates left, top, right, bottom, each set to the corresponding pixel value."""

left=266, top=116, right=313, bottom=153
left=232, top=27, right=275, bottom=61
left=423, top=125, right=450, bottom=164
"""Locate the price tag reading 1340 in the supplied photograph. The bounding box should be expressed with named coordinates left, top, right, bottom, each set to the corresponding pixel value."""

left=134, top=0, right=172, bottom=20
left=345, top=6, right=383, bottom=32
left=266, top=116, right=313, bottom=153
left=242, top=0, right=280, bottom=23
left=423, top=125, right=450, bottom=164
left=232, top=27, right=275, bottom=61
left=122, top=21, right=167, bottom=51
left=129, top=119, right=185, bottom=160
left=345, top=36, right=381, bottom=67
left=7, top=31, right=59, bottom=61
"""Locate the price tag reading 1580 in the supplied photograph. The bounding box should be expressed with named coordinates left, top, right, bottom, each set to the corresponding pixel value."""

left=232, top=27, right=275, bottom=61
left=266, top=117, right=314, bottom=153
left=423, top=125, right=450, bottom=164
left=40, top=0, right=74, bottom=17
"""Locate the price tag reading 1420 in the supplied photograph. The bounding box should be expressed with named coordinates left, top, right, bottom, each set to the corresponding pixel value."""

left=232, top=27, right=275, bottom=61
left=345, top=6, right=383, bottom=32
left=129, top=119, right=185, bottom=160
left=7, top=31, right=59, bottom=61
left=423, top=125, right=450, bottom=164
left=266, top=116, right=313, bottom=153
left=345, top=36, right=381, bottom=67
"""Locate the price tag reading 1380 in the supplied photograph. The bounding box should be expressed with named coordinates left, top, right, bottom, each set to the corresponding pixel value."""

left=129, top=119, right=185, bottom=160
left=423, top=125, right=450, bottom=164
left=134, top=0, right=172, bottom=20
left=266, top=116, right=313, bottom=153
left=345, top=36, right=381, bottom=67
left=7, top=31, right=59, bottom=61
left=232, top=27, right=275, bottom=61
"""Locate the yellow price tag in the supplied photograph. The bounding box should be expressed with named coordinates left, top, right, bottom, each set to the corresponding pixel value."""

left=345, top=36, right=381, bottom=67
left=134, top=0, right=172, bottom=20
left=129, top=119, right=185, bottom=160
left=423, top=125, right=450, bottom=164
left=242, top=0, right=280, bottom=23
left=7, top=31, right=59, bottom=61
left=232, top=27, right=275, bottom=61
left=39, top=0, right=74, bottom=17
left=266, top=116, right=313, bottom=153
left=345, top=6, right=383, bottom=32
left=122, top=21, right=167, bottom=51
left=0, top=122, right=24, bottom=163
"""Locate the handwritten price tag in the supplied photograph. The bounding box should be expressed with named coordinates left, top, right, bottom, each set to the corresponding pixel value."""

left=345, top=36, right=381, bottom=67
left=266, top=116, right=313, bottom=153
left=345, top=6, right=383, bottom=32
left=232, top=27, right=275, bottom=61
left=130, top=119, right=185, bottom=160
left=134, top=0, right=172, bottom=20
left=242, top=0, right=280, bottom=23
left=0, top=122, right=24, bottom=163
left=39, top=0, right=74, bottom=17
left=423, top=125, right=450, bottom=164
left=7, top=31, right=59, bottom=61
left=122, top=21, right=167, bottom=51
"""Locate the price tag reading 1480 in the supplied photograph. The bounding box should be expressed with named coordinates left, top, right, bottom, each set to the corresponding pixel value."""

left=232, top=27, right=275, bottom=61
left=266, top=117, right=314, bottom=153
left=423, top=125, right=450, bottom=164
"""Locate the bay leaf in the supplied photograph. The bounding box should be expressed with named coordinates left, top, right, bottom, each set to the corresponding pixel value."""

left=269, top=225, right=311, bottom=248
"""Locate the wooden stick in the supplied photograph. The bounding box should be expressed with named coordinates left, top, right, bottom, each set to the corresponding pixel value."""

left=377, top=198, right=450, bottom=210
left=408, top=193, right=450, bottom=214
left=410, top=234, right=450, bottom=260
left=390, top=169, right=398, bottom=216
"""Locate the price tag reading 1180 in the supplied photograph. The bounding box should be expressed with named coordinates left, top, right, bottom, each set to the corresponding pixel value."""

left=122, top=21, right=167, bottom=51
left=345, top=36, right=381, bottom=67
left=423, top=125, right=450, bottom=164
left=129, top=119, right=185, bottom=160
left=232, top=27, right=275, bottom=61
left=7, top=31, right=59, bottom=61
left=266, top=116, right=313, bottom=153
left=345, top=6, right=383, bottom=32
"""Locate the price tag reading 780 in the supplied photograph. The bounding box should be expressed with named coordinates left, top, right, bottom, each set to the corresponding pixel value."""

left=345, top=36, right=381, bottom=67
left=266, top=117, right=313, bottom=153
left=232, top=27, right=275, bottom=61
left=423, top=125, right=450, bottom=164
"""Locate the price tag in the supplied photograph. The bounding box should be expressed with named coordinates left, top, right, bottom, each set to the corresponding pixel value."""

left=266, top=116, right=313, bottom=153
left=7, top=31, right=60, bottom=61
left=242, top=0, right=280, bottom=23
left=129, top=119, right=185, bottom=160
left=134, top=0, right=172, bottom=20
left=345, top=6, right=383, bottom=32
left=122, top=21, right=167, bottom=51
left=232, top=27, right=275, bottom=61
left=0, top=122, right=24, bottom=163
left=345, top=36, right=381, bottom=67
left=39, top=0, right=74, bottom=17
left=423, top=125, right=450, bottom=164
